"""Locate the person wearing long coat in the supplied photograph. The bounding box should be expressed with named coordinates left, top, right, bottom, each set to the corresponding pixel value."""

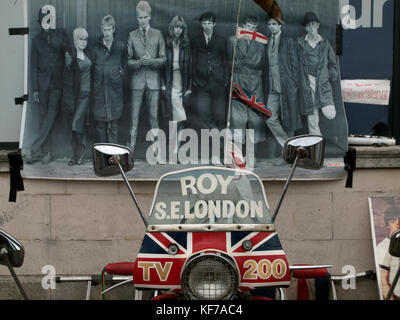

left=163, top=16, right=192, bottom=162
left=91, top=15, right=127, bottom=144
left=296, top=12, right=338, bottom=135
left=264, top=16, right=301, bottom=150
left=63, top=27, right=93, bottom=166
left=227, top=16, right=267, bottom=147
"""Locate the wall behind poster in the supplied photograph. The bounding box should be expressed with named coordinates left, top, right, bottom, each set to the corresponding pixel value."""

left=340, top=0, right=394, bottom=136
left=0, top=0, right=24, bottom=145
left=22, top=0, right=347, bottom=180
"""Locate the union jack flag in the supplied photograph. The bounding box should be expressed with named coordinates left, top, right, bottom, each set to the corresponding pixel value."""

left=236, top=27, right=269, bottom=45
left=135, top=231, right=290, bottom=290
left=232, top=83, right=272, bottom=120
left=138, top=232, right=287, bottom=261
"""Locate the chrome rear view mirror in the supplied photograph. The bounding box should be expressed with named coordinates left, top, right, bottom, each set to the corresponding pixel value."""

left=92, top=144, right=147, bottom=227
left=389, top=229, right=400, bottom=258
left=272, top=135, right=325, bottom=223
left=0, top=229, right=24, bottom=268
left=0, top=229, right=28, bottom=299
left=283, top=135, right=325, bottom=170
left=92, top=144, right=134, bottom=177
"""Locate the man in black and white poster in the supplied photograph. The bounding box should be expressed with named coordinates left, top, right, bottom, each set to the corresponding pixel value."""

left=127, top=0, right=166, bottom=155
left=227, top=16, right=267, bottom=159
left=91, top=14, right=127, bottom=145
left=297, top=11, right=339, bottom=136
left=191, top=12, right=228, bottom=132
left=26, top=5, right=71, bottom=164
left=264, top=14, right=301, bottom=160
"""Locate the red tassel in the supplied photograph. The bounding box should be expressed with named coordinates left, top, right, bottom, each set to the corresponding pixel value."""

left=297, top=278, right=310, bottom=300
left=253, top=0, right=284, bottom=24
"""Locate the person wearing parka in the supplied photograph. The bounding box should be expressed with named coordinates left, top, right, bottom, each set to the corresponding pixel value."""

left=91, top=14, right=127, bottom=144
left=297, top=12, right=339, bottom=135
left=62, top=27, right=93, bottom=166
left=227, top=15, right=268, bottom=146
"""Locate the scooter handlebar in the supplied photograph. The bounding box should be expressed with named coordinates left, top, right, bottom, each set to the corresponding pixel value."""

left=105, top=262, right=136, bottom=276
left=292, top=268, right=328, bottom=279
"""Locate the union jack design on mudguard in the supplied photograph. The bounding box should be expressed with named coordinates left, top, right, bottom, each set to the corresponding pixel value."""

left=133, top=231, right=291, bottom=291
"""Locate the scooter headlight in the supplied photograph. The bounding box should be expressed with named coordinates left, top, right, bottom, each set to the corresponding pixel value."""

left=181, top=254, right=239, bottom=300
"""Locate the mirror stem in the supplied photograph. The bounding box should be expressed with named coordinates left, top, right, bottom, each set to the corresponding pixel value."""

left=0, top=248, right=28, bottom=300
left=116, top=162, right=148, bottom=227
left=272, top=154, right=299, bottom=223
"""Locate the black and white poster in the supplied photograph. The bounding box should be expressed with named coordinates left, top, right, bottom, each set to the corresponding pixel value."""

left=20, top=0, right=348, bottom=180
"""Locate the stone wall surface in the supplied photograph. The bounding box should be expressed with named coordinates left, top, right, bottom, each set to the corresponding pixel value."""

left=1, top=168, right=399, bottom=300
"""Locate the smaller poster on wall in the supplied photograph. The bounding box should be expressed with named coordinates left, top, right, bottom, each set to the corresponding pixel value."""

left=341, top=80, right=391, bottom=106
left=368, top=196, right=400, bottom=300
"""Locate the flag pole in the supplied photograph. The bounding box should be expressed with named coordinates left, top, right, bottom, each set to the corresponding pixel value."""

left=226, top=0, right=243, bottom=131
left=223, top=0, right=243, bottom=168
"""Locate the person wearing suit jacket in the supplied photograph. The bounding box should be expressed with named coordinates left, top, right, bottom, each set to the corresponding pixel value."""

left=26, top=6, right=72, bottom=164
left=91, top=14, right=127, bottom=145
left=227, top=16, right=267, bottom=150
left=191, top=12, right=228, bottom=131
left=264, top=16, right=301, bottom=155
left=127, top=0, right=166, bottom=154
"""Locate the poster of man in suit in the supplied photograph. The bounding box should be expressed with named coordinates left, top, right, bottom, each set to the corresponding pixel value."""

left=191, top=11, right=228, bottom=133
left=263, top=15, right=302, bottom=163
left=20, top=0, right=348, bottom=179
left=25, top=5, right=72, bottom=165
left=127, top=0, right=166, bottom=158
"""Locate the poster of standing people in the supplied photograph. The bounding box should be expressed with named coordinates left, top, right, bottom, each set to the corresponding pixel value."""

left=20, top=0, right=348, bottom=180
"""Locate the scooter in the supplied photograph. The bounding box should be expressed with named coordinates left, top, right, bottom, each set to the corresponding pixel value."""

left=92, top=135, right=333, bottom=300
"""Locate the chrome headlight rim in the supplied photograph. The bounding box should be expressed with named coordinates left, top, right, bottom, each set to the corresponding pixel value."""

left=181, top=253, right=239, bottom=300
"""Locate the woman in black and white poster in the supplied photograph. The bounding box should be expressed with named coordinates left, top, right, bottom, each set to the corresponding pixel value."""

left=162, top=15, right=192, bottom=162
left=62, top=27, right=93, bottom=166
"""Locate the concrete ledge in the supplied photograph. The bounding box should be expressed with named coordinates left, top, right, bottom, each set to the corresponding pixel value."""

left=0, top=150, right=11, bottom=173
left=3, top=146, right=400, bottom=172
left=353, top=146, right=400, bottom=168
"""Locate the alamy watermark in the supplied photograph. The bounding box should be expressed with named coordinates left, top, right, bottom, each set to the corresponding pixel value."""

left=41, top=265, right=56, bottom=290
left=145, top=123, right=255, bottom=168
left=340, top=0, right=390, bottom=29
left=40, top=5, right=56, bottom=30
left=341, top=265, right=357, bottom=290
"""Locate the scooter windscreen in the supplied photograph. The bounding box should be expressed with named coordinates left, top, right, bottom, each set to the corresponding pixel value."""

left=147, top=167, right=274, bottom=232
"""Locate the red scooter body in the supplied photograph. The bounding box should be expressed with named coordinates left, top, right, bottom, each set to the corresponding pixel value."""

left=133, top=231, right=290, bottom=293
